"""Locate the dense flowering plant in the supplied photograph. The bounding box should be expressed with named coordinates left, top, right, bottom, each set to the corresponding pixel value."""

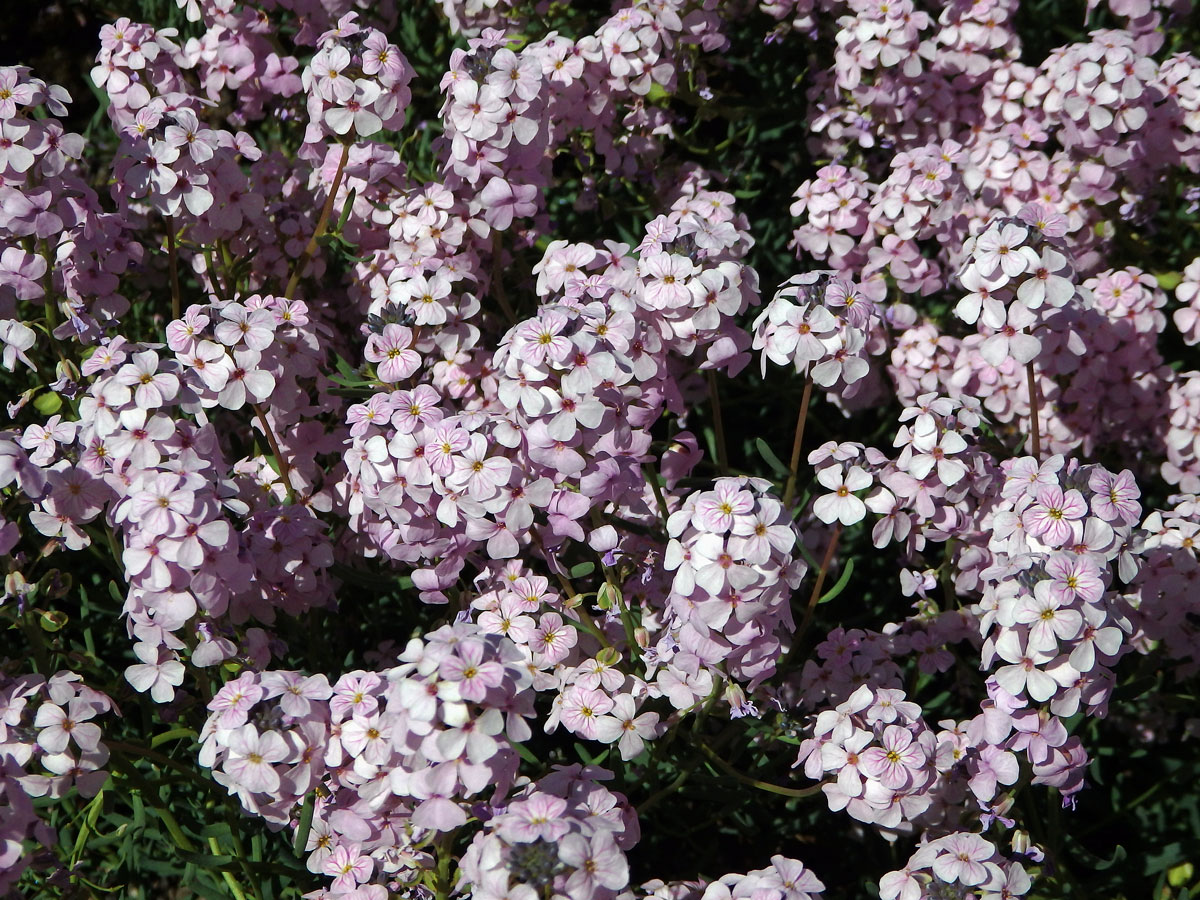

left=3, top=0, right=1200, bottom=897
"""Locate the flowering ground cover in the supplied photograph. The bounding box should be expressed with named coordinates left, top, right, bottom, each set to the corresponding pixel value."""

left=3, top=0, right=1200, bottom=897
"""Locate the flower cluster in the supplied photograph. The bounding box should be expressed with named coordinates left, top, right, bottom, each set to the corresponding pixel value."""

left=458, top=768, right=638, bottom=900
left=301, top=16, right=414, bottom=149
left=663, top=476, right=806, bottom=691
left=0, top=671, right=114, bottom=891
left=752, top=271, right=883, bottom=404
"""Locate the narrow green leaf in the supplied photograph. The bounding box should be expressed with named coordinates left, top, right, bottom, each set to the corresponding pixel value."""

left=293, top=792, right=316, bottom=858
left=150, top=727, right=197, bottom=749
left=335, top=187, right=358, bottom=234
left=510, top=741, right=539, bottom=766
left=755, top=437, right=789, bottom=477
left=151, top=805, right=196, bottom=853
left=1094, top=844, right=1127, bottom=871
left=817, top=557, right=855, bottom=605
left=178, top=849, right=234, bottom=869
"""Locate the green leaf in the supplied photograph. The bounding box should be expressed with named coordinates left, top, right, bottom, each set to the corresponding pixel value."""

left=335, top=187, right=358, bottom=234
left=1094, top=844, right=1127, bottom=871
left=293, top=792, right=316, bottom=858
left=510, top=741, right=539, bottom=766
left=1156, top=270, right=1183, bottom=291
left=177, top=849, right=234, bottom=869
left=817, top=557, right=855, bottom=605
left=151, top=805, right=196, bottom=852
left=199, top=822, right=234, bottom=840
left=569, top=561, right=595, bottom=579
left=755, top=437, right=789, bottom=477
left=1113, top=674, right=1159, bottom=702
left=150, top=727, right=198, bottom=749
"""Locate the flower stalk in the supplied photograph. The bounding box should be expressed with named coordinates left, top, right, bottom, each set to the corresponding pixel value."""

left=284, top=141, right=351, bottom=302
left=783, top=376, right=815, bottom=508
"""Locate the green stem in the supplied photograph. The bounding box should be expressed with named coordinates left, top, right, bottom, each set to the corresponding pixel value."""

left=707, top=370, right=728, bottom=476
left=434, top=833, right=453, bottom=900
left=253, top=402, right=297, bottom=504
left=284, top=142, right=351, bottom=301
left=203, top=245, right=230, bottom=304
left=293, top=792, right=316, bottom=858
left=643, top=463, right=671, bottom=524
left=209, top=837, right=249, bottom=900
left=490, top=232, right=519, bottom=325
left=697, top=740, right=825, bottom=799
left=166, top=215, right=181, bottom=321
left=782, top=377, right=814, bottom=508
left=640, top=716, right=733, bottom=813
left=790, top=523, right=842, bottom=659
left=20, top=611, right=53, bottom=674
left=1024, top=336, right=1041, bottom=460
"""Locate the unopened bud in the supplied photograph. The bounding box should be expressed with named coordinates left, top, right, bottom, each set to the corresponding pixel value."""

left=596, top=582, right=620, bottom=611
left=596, top=646, right=621, bottom=668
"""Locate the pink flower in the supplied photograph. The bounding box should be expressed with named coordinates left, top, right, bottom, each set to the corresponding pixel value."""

left=214, top=303, right=277, bottom=351
left=974, top=222, right=1038, bottom=280
left=126, top=473, right=195, bottom=536
left=208, top=673, right=264, bottom=729
left=365, top=324, right=420, bottom=384
left=1022, top=485, right=1087, bottom=546
left=326, top=81, right=384, bottom=136
left=261, top=672, right=332, bottom=718
left=595, top=694, right=659, bottom=760
left=116, top=350, right=179, bottom=408
left=991, top=630, right=1058, bottom=702
left=559, top=832, right=628, bottom=896
left=517, top=310, right=573, bottom=367
left=931, top=833, right=994, bottom=886
left=446, top=434, right=512, bottom=501
left=478, top=596, right=535, bottom=642
left=339, top=713, right=393, bottom=764
left=330, top=671, right=382, bottom=722
left=222, top=724, right=288, bottom=794
left=813, top=465, right=871, bottom=525
left=322, top=843, right=373, bottom=892
left=693, top=480, right=754, bottom=533
left=1043, top=553, right=1103, bottom=605
left=1087, top=468, right=1140, bottom=525
left=560, top=685, right=614, bottom=739
left=439, top=639, right=505, bottom=702
left=478, top=176, right=538, bottom=231
left=498, top=793, right=570, bottom=842
left=34, top=700, right=103, bottom=754
left=532, top=612, right=578, bottom=665
left=125, top=642, right=185, bottom=702
left=1012, top=581, right=1083, bottom=653
left=859, top=724, right=926, bottom=789
left=1016, top=247, right=1075, bottom=309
